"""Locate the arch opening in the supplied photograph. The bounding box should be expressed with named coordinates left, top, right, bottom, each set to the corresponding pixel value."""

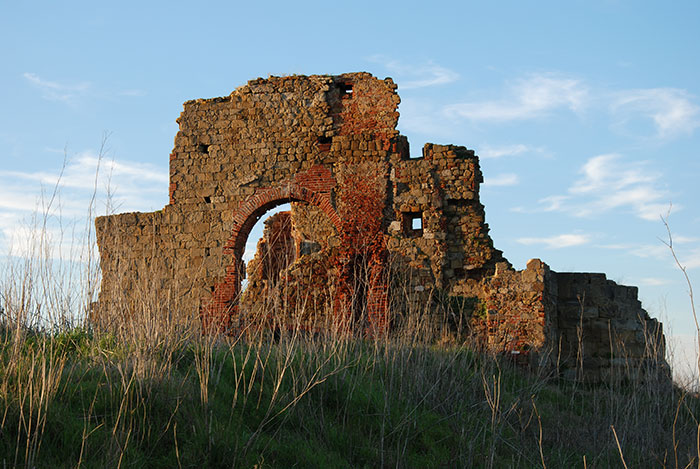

left=240, top=202, right=292, bottom=293
left=201, top=184, right=343, bottom=333
left=240, top=200, right=338, bottom=332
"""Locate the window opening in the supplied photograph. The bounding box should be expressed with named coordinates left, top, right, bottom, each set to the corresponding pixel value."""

left=403, top=212, right=423, bottom=237
left=409, top=146, right=424, bottom=159
left=317, top=135, right=332, bottom=151
left=339, top=82, right=353, bottom=98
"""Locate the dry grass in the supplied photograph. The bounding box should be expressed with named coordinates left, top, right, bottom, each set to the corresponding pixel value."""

left=1, top=176, right=699, bottom=467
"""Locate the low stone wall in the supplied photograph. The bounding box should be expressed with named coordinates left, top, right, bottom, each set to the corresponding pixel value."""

left=471, top=259, right=666, bottom=381
left=553, top=272, right=666, bottom=381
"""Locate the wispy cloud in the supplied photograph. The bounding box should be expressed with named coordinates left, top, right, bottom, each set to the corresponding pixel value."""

left=668, top=333, right=699, bottom=385
left=395, top=99, right=458, bottom=140
left=629, top=243, right=670, bottom=260
left=673, top=235, right=700, bottom=244
left=517, top=233, right=591, bottom=249
left=0, top=153, right=167, bottom=193
left=478, top=143, right=530, bottom=159
left=23, top=72, right=91, bottom=103
left=535, top=154, right=670, bottom=221
left=23, top=72, right=144, bottom=103
left=0, top=149, right=168, bottom=255
left=537, top=195, right=571, bottom=212
left=632, top=243, right=700, bottom=271
left=445, top=73, right=588, bottom=122
left=612, top=88, right=700, bottom=138
left=599, top=234, right=700, bottom=271
left=677, top=248, right=700, bottom=270
left=483, top=173, right=519, bottom=187
left=368, top=56, right=459, bottom=89
left=637, top=277, right=672, bottom=286
left=435, top=71, right=699, bottom=141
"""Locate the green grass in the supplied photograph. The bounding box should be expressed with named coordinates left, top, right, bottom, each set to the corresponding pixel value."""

left=1, top=324, right=698, bottom=468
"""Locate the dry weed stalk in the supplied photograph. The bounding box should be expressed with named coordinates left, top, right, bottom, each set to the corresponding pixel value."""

left=2, top=157, right=700, bottom=466
left=661, top=210, right=699, bottom=389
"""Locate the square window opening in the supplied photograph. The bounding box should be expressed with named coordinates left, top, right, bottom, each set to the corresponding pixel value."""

left=408, top=146, right=425, bottom=160
left=317, top=135, right=332, bottom=151
left=403, top=212, right=424, bottom=237
left=339, top=82, right=353, bottom=98
left=412, top=217, right=422, bottom=230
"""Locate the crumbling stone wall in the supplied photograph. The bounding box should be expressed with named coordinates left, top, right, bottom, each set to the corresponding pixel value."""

left=95, top=72, right=666, bottom=381
left=96, top=73, right=401, bottom=333
left=388, top=143, right=507, bottom=296
left=552, top=272, right=666, bottom=381
left=472, top=260, right=665, bottom=380
left=479, top=259, right=555, bottom=356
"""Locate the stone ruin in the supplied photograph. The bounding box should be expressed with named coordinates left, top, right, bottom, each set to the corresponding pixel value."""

left=94, top=72, right=666, bottom=381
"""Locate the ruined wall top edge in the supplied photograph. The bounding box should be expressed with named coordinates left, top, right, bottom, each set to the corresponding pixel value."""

left=181, top=72, right=397, bottom=107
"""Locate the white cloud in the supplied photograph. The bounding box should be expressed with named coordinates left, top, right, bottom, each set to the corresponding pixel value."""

left=0, top=186, right=42, bottom=212
left=570, top=154, right=654, bottom=194
left=445, top=73, right=587, bottom=122
left=397, top=99, right=457, bottom=139
left=632, top=244, right=670, bottom=260
left=0, top=153, right=167, bottom=192
left=23, top=72, right=91, bottom=103
left=599, top=238, right=700, bottom=272
left=478, top=143, right=530, bottom=159
left=369, top=56, right=459, bottom=89
left=434, top=72, right=698, bottom=141
left=0, top=149, right=168, bottom=256
left=679, top=248, right=700, bottom=270
left=243, top=248, right=257, bottom=263
left=538, top=195, right=571, bottom=212
left=517, top=233, right=591, bottom=249
left=637, top=277, right=672, bottom=286
left=538, top=154, right=670, bottom=221
left=674, top=235, right=700, bottom=244
left=483, top=173, right=519, bottom=187
left=598, top=242, right=669, bottom=261
left=392, top=69, right=697, bottom=145
left=612, top=88, right=700, bottom=138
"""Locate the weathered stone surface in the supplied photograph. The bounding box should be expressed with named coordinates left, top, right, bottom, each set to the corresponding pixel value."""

left=94, top=72, right=667, bottom=382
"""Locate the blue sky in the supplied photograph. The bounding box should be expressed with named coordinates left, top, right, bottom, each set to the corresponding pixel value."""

left=1, top=1, right=699, bottom=379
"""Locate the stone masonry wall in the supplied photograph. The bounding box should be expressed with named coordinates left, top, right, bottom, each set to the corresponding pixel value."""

left=553, top=272, right=666, bottom=381
left=95, top=72, right=667, bottom=381
left=471, top=260, right=666, bottom=380
left=387, top=143, right=506, bottom=297
left=478, top=259, right=556, bottom=357
left=95, top=73, right=403, bottom=333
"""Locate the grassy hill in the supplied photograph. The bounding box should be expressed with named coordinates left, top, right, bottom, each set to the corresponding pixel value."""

left=1, top=320, right=697, bottom=468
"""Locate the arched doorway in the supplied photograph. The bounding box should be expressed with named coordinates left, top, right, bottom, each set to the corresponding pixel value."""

left=200, top=182, right=342, bottom=333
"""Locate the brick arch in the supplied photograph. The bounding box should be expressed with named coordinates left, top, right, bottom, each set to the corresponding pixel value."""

left=224, top=184, right=341, bottom=262
left=201, top=172, right=342, bottom=332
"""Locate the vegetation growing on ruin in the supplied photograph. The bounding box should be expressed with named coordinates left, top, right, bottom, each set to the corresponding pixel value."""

left=0, top=148, right=693, bottom=467
left=1, top=300, right=698, bottom=468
